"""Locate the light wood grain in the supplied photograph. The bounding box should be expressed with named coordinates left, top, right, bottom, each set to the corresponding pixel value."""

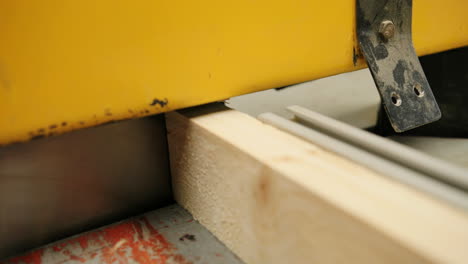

left=166, top=104, right=468, bottom=264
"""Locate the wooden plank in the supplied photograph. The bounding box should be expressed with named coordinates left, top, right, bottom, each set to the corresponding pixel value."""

left=166, top=104, right=468, bottom=264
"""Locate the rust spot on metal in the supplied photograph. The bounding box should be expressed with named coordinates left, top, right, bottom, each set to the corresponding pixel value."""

left=4, top=98, right=171, bottom=146
left=353, top=47, right=364, bottom=66
left=150, top=98, right=168, bottom=107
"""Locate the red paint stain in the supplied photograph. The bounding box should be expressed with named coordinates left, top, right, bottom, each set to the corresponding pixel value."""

left=69, top=255, right=87, bottom=263
left=52, top=245, right=62, bottom=252
left=4, top=217, right=192, bottom=264
left=51, top=230, right=101, bottom=253
left=60, top=247, right=87, bottom=263
left=76, top=236, right=89, bottom=250
left=141, top=217, right=159, bottom=235
left=6, top=249, right=44, bottom=264
left=134, top=220, right=144, bottom=237
left=102, top=222, right=136, bottom=246
left=140, top=217, right=174, bottom=263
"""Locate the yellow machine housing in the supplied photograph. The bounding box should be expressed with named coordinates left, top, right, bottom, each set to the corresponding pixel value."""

left=1, top=0, right=467, bottom=144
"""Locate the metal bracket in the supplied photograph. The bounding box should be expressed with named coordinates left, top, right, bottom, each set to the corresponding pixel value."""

left=356, top=0, right=441, bottom=132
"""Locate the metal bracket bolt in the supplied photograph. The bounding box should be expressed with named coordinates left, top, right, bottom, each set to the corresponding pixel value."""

left=379, top=20, right=395, bottom=40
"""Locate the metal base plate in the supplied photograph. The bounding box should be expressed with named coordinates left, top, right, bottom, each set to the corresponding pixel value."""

left=3, top=205, right=244, bottom=264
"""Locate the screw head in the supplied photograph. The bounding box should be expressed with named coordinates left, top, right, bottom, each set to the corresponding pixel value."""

left=379, top=20, right=395, bottom=40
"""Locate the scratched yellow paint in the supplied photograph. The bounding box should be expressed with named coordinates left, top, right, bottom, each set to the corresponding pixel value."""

left=0, top=0, right=467, bottom=144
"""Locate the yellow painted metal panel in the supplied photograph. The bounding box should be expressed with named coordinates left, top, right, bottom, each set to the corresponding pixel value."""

left=0, top=0, right=467, bottom=145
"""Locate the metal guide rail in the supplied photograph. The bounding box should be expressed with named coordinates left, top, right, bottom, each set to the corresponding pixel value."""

left=258, top=105, right=468, bottom=211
